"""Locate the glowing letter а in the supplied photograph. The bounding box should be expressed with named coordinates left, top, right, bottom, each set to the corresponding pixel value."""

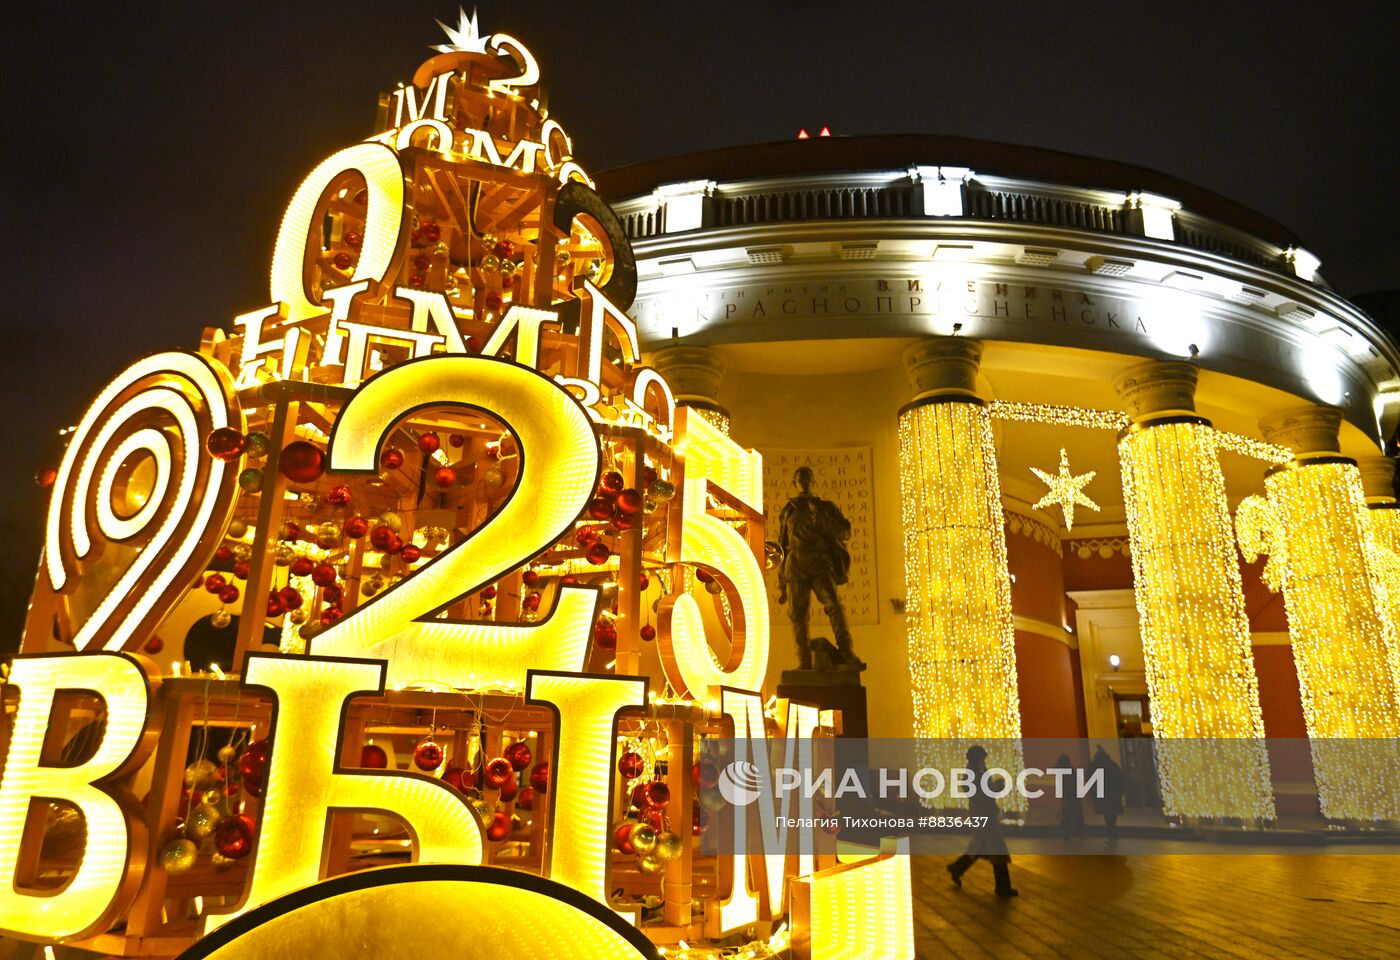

left=206, top=656, right=483, bottom=931
left=0, top=654, right=153, bottom=941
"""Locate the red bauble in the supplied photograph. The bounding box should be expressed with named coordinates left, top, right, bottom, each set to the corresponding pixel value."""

left=278, top=441, right=325, bottom=483
left=214, top=814, right=256, bottom=859
left=322, top=583, right=342, bottom=604
left=615, top=489, right=643, bottom=515
left=642, top=807, right=665, bottom=830
left=325, top=484, right=352, bottom=507
left=233, top=560, right=250, bottom=580
left=239, top=740, right=270, bottom=783
left=646, top=781, right=672, bottom=809
left=332, top=251, right=353, bottom=270
left=516, top=786, right=536, bottom=811
left=214, top=545, right=234, bottom=563
left=593, top=620, right=617, bottom=651
left=483, top=756, right=514, bottom=789
left=522, top=591, right=541, bottom=612
left=612, top=512, right=635, bottom=531
left=218, top=584, right=240, bottom=604
left=639, top=573, right=650, bottom=589
left=493, top=240, right=516, bottom=258
left=618, top=751, right=646, bottom=780
left=448, top=433, right=465, bottom=448
left=290, top=557, right=315, bottom=578
left=421, top=221, right=441, bottom=242
left=441, top=764, right=465, bottom=791
left=360, top=744, right=388, bottom=768
left=243, top=777, right=264, bottom=798
left=433, top=466, right=457, bottom=488
left=278, top=586, right=303, bottom=610
left=694, top=568, right=714, bottom=583
left=486, top=810, right=511, bottom=842
left=370, top=526, right=396, bottom=551
left=418, top=432, right=441, bottom=455
left=380, top=447, right=405, bottom=471
left=643, top=464, right=658, bottom=487
left=585, top=542, right=611, bottom=565
left=498, top=774, right=519, bottom=802
left=385, top=534, right=404, bottom=555
left=310, top=563, right=336, bottom=587
left=345, top=516, right=369, bottom=538
left=320, top=607, right=343, bottom=626
left=640, top=624, right=656, bottom=642
left=484, top=292, right=504, bottom=312
left=600, top=471, right=624, bottom=495
left=692, top=759, right=719, bottom=789
left=35, top=466, right=57, bottom=488
left=574, top=525, right=599, bottom=548
left=400, top=544, right=422, bottom=563
left=614, top=822, right=636, bottom=855
left=630, top=782, right=651, bottom=810
left=504, top=741, right=532, bottom=772
left=280, top=522, right=301, bottom=542
left=481, top=585, right=498, bottom=600
left=144, top=636, right=165, bottom=654
left=204, top=573, right=227, bottom=594
left=587, top=497, right=613, bottom=520
left=265, top=593, right=286, bottom=617
left=521, top=570, right=540, bottom=587
left=408, top=273, right=425, bottom=288
left=413, top=739, right=444, bottom=771
left=529, top=763, right=549, bottom=793
left=343, top=230, right=362, bottom=248
left=693, top=804, right=709, bottom=836
left=205, top=427, right=248, bottom=462
left=412, top=253, right=430, bottom=271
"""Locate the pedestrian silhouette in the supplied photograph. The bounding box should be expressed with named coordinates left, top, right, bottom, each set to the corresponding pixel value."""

left=1056, top=752, right=1085, bottom=841
left=1087, top=745, right=1125, bottom=847
left=946, top=745, right=1017, bottom=897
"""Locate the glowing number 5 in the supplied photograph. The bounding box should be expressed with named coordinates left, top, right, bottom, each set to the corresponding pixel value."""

left=311, top=356, right=602, bottom=689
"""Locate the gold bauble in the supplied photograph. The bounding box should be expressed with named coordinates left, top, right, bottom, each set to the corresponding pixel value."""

left=210, top=852, right=236, bottom=871
left=630, top=824, right=658, bottom=855
left=217, top=744, right=238, bottom=763
left=201, top=788, right=224, bottom=806
left=700, top=789, right=727, bottom=813
left=381, top=511, right=401, bottom=532
left=185, top=759, right=218, bottom=790
left=159, top=837, right=198, bottom=874
left=653, top=830, right=684, bottom=862
left=636, top=852, right=665, bottom=875
left=485, top=466, right=505, bottom=489
left=289, top=608, right=307, bottom=625
left=187, top=802, right=221, bottom=840
left=274, top=543, right=295, bottom=566
left=227, top=519, right=249, bottom=538
left=211, top=609, right=232, bottom=628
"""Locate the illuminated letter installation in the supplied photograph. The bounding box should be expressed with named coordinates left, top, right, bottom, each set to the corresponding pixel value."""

left=896, top=339, right=1023, bottom=796
left=1114, top=361, right=1274, bottom=820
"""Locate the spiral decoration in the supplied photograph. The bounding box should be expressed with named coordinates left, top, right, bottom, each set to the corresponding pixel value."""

left=41, top=352, right=243, bottom=652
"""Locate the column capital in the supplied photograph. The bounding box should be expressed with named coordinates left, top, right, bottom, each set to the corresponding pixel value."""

left=901, top=337, right=982, bottom=400
left=1259, top=405, right=1342, bottom=457
left=650, top=344, right=726, bottom=408
left=1357, top=455, right=1397, bottom=502
left=1113, top=360, right=1198, bottom=420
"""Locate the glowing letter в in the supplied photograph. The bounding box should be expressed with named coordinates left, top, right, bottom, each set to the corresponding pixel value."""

left=0, top=654, right=153, bottom=941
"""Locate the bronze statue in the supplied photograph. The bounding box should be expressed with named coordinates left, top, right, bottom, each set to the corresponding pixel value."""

left=776, top=465, right=863, bottom=670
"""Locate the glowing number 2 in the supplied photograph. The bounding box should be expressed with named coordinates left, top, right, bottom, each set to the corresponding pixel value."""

left=311, top=355, right=602, bottom=689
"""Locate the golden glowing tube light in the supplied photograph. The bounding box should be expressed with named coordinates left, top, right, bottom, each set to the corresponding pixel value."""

left=1266, top=458, right=1400, bottom=820
left=896, top=397, right=1023, bottom=799
left=0, top=654, right=153, bottom=941
left=1118, top=418, right=1274, bottom=820
left=270, top=142, right=405, bottom=322
left=791, top=839, right=915, bottom=960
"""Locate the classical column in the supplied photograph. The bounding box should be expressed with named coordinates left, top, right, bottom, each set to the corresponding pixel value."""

left=1260, top=407, right=1400, bottom=821
left=897, top=338, right=1022, bottom=798
left=1114, top=361, right=1273, bottom=820
left=651, top=345, right=729, bottom=435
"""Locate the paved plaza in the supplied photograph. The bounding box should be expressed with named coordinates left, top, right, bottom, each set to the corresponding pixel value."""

left=911, top=853, right=1400, bottom=958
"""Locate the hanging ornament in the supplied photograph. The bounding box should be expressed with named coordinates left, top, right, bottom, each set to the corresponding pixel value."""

left=485, top=810, right=512, bottom=842
left=218, top=584, right=240, bottom=604
left=630, top=782, right=652, bottom=810
left=615, top=489, right=643, bottom=515
left=441, top=763, right=465, bottom=791
left=529, top=763, right=549, bottom=793
left=630, top=823, right=658, bottom=856
left=498, top=774, right=519, bottom=802
left=600, top=471, right=624, bottom=496
left=483, top=756, right=514, bottom=789
left=203, top=573, right=227, bottom=595
left=360, top=743, right=389, bottom=768
left=418, top=432, right=442, bottom=455
left=587, top=497, right=613, bottom=520
left=363, top=574, right=386, bottom=597
left=245, top=432, right=271, bottom=459
left=433, top=465, right=458, bottom=488
left=278, top=586, right=304, bottom=610
left=649, top=479, right=675, bottom=501
left=325, top=484, right=353, bottom=507
left=345, top=516, right=369, bottom=538
left=205, top=427, right=248, bottom=462
left=618, top=751, right=646, bottom=780
left=35, top=466, right=58, bottom=488
left=278, top=441, right=326, bottom=483
left=159, top=837, right=199, bottom=874
left=290, top=557, right=314, bottom=577
left=484, top=465, right=506, bottom=489
left=522, top=591, right=541, bottom=612
left=692, top=804, right=709, bottom=836
left=637, top=852, right=665, bottom=875
left=381, top=511, right=402, bottom=532
left=705, top=579, right=724, bottom=595
left=273, top=543, right=295, bottom=566
left=504, top=741, right=532, bottom=771
left=214, top=544, right=234, bottom=564
left=332, top=251, right=354, bottom=270
left=239, top=739, right=271, bottom=784
left=613, top=821, right=636, bottom=855
left=265, top=592, right=286, bottom=617
left=639, top=624, right=656, bottom=642
left=517, top=786, right=536, bottom=811
left=185, top=759, right=219, bottom=789
left=699, top=789, right=727, bottom=813
left=380, top=447, right=405, bottom=471
left=1030, top=448, right=1100, bottom=532
left=144, top=636, right=165, bottom=654
left=228, top=518, right=249, bottom=538
left=593, top=620, right=617, bottom=651
left=401, top=544, right=422, bottom=563
left=370, top=525, right=397, bottom=551
left=413, top=738, right=444, bottom=772
left=645, top=781, right=671, bottom=809
left=311, top=563, right=337, bottom=587
left=585, top=541, right=612, bottom=565
left=213, top=814, right=256, bottom=859
left=186, top=802, right=222, bottom=840
left=653, top=830, right=683, bottom=862
left=692, top=760, right=719, bottom=789
left=612, top=512, right=635, bottom=532
left=211, top=609, right=232, bottom=628
left=238, top=467, right=264, bottom=492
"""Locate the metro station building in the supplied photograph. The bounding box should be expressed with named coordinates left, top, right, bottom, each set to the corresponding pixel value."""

left=600, top=137, right=1400, bottom=820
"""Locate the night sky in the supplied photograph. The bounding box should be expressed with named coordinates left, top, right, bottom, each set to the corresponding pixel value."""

left=3, top=1, right=1397, bottom=647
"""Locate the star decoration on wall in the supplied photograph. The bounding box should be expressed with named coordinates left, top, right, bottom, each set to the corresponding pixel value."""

left=1031, top=448, right=1100, bottom=531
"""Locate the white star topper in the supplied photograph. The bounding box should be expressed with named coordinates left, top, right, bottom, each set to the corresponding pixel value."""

left=433, top=7, right=491, bottom=54
left=1031, top=448, right=1100, bottom=531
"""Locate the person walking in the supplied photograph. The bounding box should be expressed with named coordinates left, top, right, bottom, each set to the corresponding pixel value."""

left=946, top=745, right=1018, bottom=897
left=1055, top=752, right=1085, bottom=841
left=1087, top=745, right=1125, bottom=848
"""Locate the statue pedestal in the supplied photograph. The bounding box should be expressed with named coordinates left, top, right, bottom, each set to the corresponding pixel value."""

left=777, top=668, right=868, bottom=738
